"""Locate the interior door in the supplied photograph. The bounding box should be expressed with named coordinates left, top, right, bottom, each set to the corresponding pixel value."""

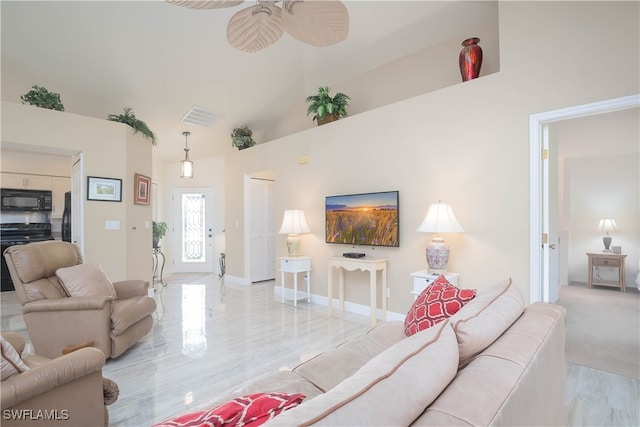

left=249, top=178, right=275, bottom=282
left=71, top=156, right=83, bottom=250
left=172, top=187, right=215, bottom=273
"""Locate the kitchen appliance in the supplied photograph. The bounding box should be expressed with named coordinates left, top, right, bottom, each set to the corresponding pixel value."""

left=62, top=191, right=71, bottom=242
left=1, top=188, right=52, bottom=212
left=1, top=212, right=54, bottom=291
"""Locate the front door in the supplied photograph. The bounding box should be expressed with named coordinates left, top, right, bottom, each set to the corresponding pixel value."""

left=172, top=187, right=215, bottom=273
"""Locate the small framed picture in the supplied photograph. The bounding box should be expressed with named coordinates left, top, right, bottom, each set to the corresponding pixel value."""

left=87, top=176, right=122, bottom=202
left=134, top=173, right=151, bottom=205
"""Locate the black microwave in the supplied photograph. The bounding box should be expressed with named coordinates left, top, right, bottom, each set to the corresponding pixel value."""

left=0, top=189, right=52, bottom=212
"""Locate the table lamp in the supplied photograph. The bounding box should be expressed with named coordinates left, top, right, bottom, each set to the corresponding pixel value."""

left=597, top=218, right=618, bottom=252
left=417, top=202, right=465, bottom=273
left=278, top=210, right=310, bottom=256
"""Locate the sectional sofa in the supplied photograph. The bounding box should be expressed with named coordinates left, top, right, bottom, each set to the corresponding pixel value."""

left=211, top=278, right=566, bottom=426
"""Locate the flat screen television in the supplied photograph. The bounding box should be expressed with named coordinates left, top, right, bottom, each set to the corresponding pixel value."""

left=325, top=191, right=399, bottom=247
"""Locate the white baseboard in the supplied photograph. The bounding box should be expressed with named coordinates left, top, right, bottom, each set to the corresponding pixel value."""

left=273, top=285, right=405, bottom=322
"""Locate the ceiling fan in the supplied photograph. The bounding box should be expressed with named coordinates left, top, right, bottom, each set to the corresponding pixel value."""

left=166, top=0, right=350, bottom=53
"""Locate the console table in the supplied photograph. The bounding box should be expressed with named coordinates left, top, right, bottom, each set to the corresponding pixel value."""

left=587, top=252, right=627, bottom=292
left=327, top=257, right=388, bottom=327
left=279, top=256, right=311, bottom=306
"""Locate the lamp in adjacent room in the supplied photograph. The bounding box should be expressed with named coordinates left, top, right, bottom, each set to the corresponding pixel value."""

left=180, top=131, right=193, bottom=178
left=278, top=210, right=310, bottom=257
left=416, top=201, right=465, bottom=274
left=596, top=218, right=618, bottom=252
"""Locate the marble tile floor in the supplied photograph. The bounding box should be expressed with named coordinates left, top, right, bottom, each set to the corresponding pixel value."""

left=1, top=273, right=638, bottom=426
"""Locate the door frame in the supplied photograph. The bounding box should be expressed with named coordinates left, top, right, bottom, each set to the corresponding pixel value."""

left=529, top=94, right=639, bottom=303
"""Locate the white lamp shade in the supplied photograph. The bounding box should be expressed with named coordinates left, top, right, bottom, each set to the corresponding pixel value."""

left=416, top=203, right=465, bottom=233
left=278, top=210, right=310, bottom=235
left=596, top=218, right=618, bottom=234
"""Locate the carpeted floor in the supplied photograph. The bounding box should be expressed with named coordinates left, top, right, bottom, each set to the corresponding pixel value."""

left=557, top=283, right=640, bottom=379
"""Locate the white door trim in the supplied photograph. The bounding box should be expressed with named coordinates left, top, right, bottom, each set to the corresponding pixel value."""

left=529, top=94, right=639, bottom=303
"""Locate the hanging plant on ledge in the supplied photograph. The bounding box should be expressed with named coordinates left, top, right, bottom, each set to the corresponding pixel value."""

left=231, top=126, right=256, bottom=150
left=20, top=85, right=65, bottom=111
left=107, top=107, right=157, bottom=146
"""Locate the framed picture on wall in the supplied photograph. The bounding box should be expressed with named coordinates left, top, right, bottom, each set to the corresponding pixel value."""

left=87, top=176, right=122, bottom=202
left=134, top=173, right=151, bottom=205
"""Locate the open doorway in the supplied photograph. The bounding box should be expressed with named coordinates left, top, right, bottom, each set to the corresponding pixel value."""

left=530, top=94, right=640, bottom=303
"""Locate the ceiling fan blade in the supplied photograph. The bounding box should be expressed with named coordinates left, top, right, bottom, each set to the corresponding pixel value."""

left=164, top=0, right=244, bottom=10
left=227, top=5, right=284, bottom=53
left=283, top=0, right=349, bottom=47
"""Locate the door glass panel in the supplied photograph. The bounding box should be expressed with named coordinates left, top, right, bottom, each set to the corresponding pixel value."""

left=182, top=193, right=206, bottom=263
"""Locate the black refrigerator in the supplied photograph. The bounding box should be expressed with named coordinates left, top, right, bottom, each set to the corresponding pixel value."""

left=62, top=191, right=71, bottom=242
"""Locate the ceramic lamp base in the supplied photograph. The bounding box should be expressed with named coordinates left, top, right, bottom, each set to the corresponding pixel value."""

left=426, top=237, right=450, bottom=274
left=286, top=234, right=302, bottom=257
left=602, top=235, right=612, bottom=252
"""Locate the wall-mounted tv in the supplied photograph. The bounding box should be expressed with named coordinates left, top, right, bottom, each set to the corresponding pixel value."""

left=325, top=191, right=399, bottom=247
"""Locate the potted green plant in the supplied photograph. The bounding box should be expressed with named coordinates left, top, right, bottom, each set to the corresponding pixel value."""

left=231, top=126, right=256, bottom=150
left=20, top=85, right=65, bottom=111
left=153, top=221, right=168, bottom=249
left=108, top=107, right=157, bottom=146
left=305, top=86, right=350, bottom=126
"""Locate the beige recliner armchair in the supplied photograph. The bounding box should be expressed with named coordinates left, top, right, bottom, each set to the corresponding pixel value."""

left=3, top=240, right=156, bottom=359
left=1, top=332, right=108, bottom=426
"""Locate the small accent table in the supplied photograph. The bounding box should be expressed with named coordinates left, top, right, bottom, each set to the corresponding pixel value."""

left=327, top=257, right=388, bottom=327
left=152, top=246, right=166, bottom=287
left=279, top=256, right=311, bottom=307
left=587, top=252, right=627, bottom=292
left=410, top=270, right=459, bottom=300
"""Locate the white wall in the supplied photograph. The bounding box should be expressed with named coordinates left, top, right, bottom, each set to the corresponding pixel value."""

left=1, top=102, right=153, bottom=283
left=568, top=154, right=639, bottom=283
left=153, top=154, right=226, bottom=276
left=224, top=1, right=640, bottom=314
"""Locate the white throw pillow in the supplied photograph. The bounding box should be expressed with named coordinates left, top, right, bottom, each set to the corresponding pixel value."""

left=56, top=263, right=117, bottom=299
left=1, top=336, right=29, bottom=381
left=449, top=278, right=525, bottom=367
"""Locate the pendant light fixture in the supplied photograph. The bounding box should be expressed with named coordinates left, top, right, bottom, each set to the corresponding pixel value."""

left=181, top=131, right=193, bottom=178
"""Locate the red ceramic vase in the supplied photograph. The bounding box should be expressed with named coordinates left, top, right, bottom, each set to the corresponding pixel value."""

left=459, top=37, right=483, bottom=82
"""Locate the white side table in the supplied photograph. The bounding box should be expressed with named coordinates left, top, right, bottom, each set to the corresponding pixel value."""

left=328, top=257, right=388, bottom=327
left=410, top=270, right=460, bottom=300
left=279, top=256, right=311, bottom=306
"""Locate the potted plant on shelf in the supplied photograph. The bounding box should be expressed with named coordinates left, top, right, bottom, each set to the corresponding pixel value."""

left=153, top=221, right=168, bottom=249
left=108, top=107, right=157, bottom=146
left=305, top=86, right=350, bottom=126
left=20, top=85, right=65, bottom=111
left=231, top=126, right=256, bottom=150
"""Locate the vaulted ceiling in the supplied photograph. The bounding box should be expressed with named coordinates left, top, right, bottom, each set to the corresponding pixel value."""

left=1, top=1, right=498, bottom=161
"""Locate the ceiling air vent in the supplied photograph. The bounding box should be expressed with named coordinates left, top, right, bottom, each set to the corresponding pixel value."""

left=181, top=105, right=223, bottom=127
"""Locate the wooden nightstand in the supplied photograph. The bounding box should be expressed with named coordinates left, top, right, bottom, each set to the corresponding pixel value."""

left=586, top=252, right=627, bottom=292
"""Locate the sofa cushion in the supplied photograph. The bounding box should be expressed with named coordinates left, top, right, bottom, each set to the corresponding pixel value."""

left=1, top=335, right=29, bottom=381
left=56, top=263, right=117, bottom=299
left=404, top=277, right=476, bottom=336
left=292, top=321, right=406, bottom=392
left=449, top=278, right=525, bottom=367
left=264, top=320, right=458, bottom=426
left=153, top=392, right=306, bottom=427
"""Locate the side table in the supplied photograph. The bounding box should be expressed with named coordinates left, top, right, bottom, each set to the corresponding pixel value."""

left=586, top=252, right=627, bottom=292
left=279, top=256, right=311, bottom=306
left=410, top=270, right=459, bottom=300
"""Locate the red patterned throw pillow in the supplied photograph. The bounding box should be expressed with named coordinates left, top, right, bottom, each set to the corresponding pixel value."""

left=153, top=392, right=305, bottom=427
left=404, top=275, right=476, bottom=336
